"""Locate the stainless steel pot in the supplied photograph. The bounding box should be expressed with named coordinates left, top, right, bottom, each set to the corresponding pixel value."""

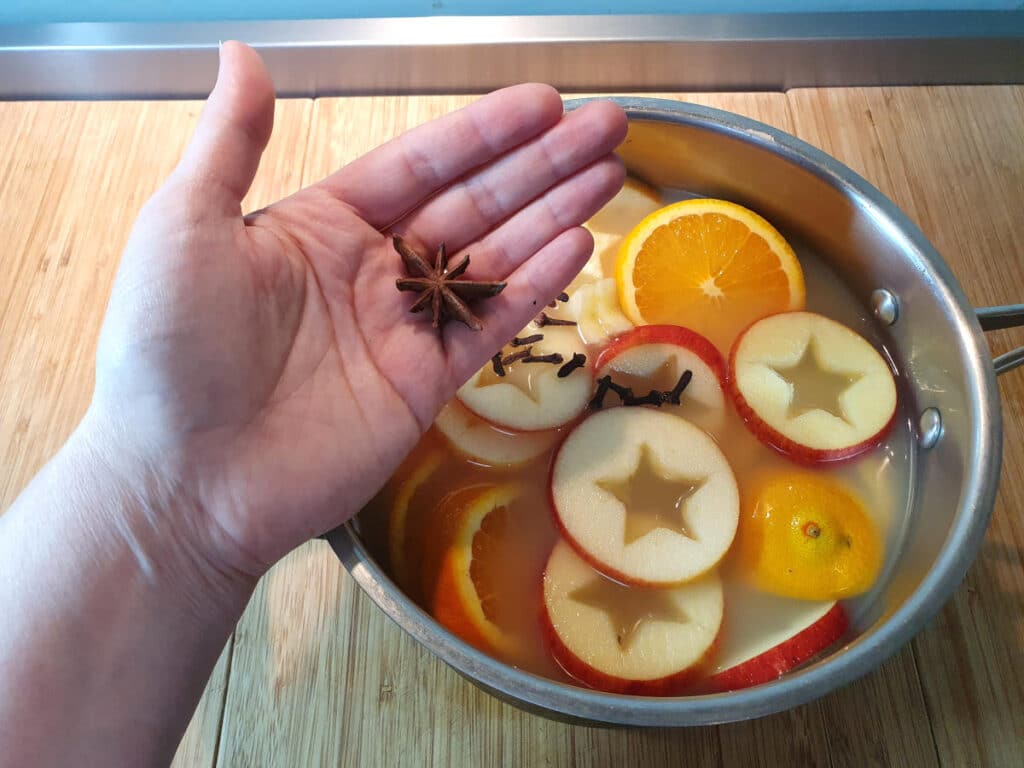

left=328, top=98, right=1023, bottom=726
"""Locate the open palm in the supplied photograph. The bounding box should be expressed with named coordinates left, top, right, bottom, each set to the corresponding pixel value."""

left=91, top=42, right=627, bottom=574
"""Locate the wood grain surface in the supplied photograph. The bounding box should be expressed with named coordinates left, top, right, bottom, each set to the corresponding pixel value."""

left=786, top=86, right=1024, bottom=768
left=0, top=98, right=313, bottom=768
left=0, top=87, right=1021, bottom=768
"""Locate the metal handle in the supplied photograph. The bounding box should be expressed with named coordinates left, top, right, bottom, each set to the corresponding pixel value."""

left=976, top=304, right=1024, bottom=376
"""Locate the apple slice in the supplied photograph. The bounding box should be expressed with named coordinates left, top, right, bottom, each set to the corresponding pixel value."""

left=559, top=278, right=634, bottom=346
left=594, top=324, right=727, bottom=435
left=458, top=327, right=591, bottom=431
left=704, top=581, right=847, bottom=692
left=729, top=311, right=898, bottom=464
left=578, top=176, right=662, bottom=285
left=542, top=539, right=723, bottom=695
left=433, top=400, right=558, bottom=468
left=551, top=407, right=739, bottom=586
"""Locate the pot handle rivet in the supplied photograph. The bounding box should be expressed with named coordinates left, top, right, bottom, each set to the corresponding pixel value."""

left=918, top=408, right=943, bottom=449
left=871, top=289, right=899, bottom=325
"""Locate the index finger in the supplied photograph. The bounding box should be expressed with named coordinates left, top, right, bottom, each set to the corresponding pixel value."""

left=315, top=84, right=565, bottom=229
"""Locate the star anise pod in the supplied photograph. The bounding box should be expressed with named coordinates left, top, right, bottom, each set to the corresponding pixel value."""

left=393, top=235, right=506, bottom=331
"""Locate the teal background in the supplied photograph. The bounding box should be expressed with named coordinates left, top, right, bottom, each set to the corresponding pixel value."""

left=1, top=1, right=1017, bottom=25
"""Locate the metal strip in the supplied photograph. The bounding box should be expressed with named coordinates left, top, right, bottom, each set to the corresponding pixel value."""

left=977, top=303, right=1024, bottom=332
left=1, top=12, right=1022, bottom=98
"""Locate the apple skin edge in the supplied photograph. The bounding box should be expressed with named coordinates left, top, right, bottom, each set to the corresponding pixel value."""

left=540, top=598, right=721, bottom=696
left=726, top=339, right=898, bottom=466
left=594, top=324, right=727, bottom=384
left=700, top=602, right=849, bottom=693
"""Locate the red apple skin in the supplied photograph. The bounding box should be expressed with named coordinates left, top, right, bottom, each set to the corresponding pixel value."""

left=700, top=603, right=848, bottom=693
left=540, top=597, right=720, bottom=696
left=594, top=324, right=727, bottom=385
left=726, top=329, right=897, bottom=466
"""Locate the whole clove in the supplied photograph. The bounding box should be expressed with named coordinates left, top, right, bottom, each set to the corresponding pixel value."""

left=557, top=353, right=587, bottom=378
left=490, top=352, right=506, bottom=377
left=535, top=312, right=576, bottom=328
left=522, top=353, right=564, bottom=365
left=666, top=370, right=694, bottom=405
left=588, top=375, right=613, bottom=409
left=500, top=348, right=533, bottom=366
left=511, top=333, right=544, bottom=347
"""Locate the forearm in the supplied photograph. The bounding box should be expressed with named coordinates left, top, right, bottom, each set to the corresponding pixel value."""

left=0, top=412, right=255, bottom=767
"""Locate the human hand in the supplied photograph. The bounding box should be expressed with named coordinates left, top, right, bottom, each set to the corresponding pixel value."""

left=89, top=42, right=627, bottom=578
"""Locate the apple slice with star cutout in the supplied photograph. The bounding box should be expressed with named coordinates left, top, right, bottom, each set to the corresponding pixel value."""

left=458, top=327, right=591, bottom=432
left=728, top=311, right=898, bottom=464
left=550, top=407, right=739, bottom=586
left=594, top=324, right=727, bottom=436
left=702, top=581, right=847, bottom=692
left=433, top=400, right=559, bottom=468
left=542, top=539, right=723, bottom=695
left=559, top=278, right=634, bottom=346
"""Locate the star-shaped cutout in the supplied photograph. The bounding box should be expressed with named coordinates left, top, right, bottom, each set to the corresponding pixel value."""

left=477, top=359, right=544, bottom=403
left=597, top=444, right=706, bottom=545
left=612, top=357, right=680, bottom=394
left=770, top=336, right=863, bottom=422
left=570, top=576, right=688, bottom=650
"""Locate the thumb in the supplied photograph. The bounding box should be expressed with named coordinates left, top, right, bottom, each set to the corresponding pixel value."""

left=173, top=41, right=275, bottom=212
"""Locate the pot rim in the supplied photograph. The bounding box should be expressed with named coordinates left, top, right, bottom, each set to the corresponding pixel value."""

left=328, top=97, right=1002, bottom=726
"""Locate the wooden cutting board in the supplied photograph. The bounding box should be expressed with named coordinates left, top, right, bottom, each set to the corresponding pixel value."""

left=0, top=87, right=1021, bottom=768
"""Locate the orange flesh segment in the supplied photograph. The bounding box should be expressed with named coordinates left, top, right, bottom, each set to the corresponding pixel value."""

left=469, top=503, right=506, bottom=625
left=634, top=213, right=794, bottom=351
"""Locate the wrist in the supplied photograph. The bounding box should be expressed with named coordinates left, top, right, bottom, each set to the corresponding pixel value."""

left=57, top=408, right=259, bottom=618
left=0, top=409, right=255, bottom=766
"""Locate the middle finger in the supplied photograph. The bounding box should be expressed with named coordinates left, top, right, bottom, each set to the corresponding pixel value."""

left=393, top=100, right=627, bottom=253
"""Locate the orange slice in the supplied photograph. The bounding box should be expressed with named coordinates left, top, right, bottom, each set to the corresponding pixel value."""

left=616, top=199, right=805, bottom=353
left=386, top=449, right=444, bottom=600
left=429, top=484, right=522, bottom=655
left=733, top=472, right=883, bottom=601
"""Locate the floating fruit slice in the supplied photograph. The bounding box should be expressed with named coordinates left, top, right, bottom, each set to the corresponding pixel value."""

left=734, top=471, right=883, bottom=601
left=615, top=198, right=805, bottom=353
left=542, top=540, right=723, bottom=695
left=550, top=407, right=739, bottom=586
left=434, top=400, right=558, bottom=468
left=704, top=581, right=847, bottom=692
left=594, top=324, right=727, bottom=435
left=386, top=448, right=445, bottom=600
left=428, top=484, right=523, bottom=655
left=458, top=327, right=590, bottom=431
left=729, top=311, right=897, bottom=464
left=560, top=278, right=634, bottom=346
left=417, top=485, right=485, bottom=608
left=579, top=176, right=663, bottom=284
